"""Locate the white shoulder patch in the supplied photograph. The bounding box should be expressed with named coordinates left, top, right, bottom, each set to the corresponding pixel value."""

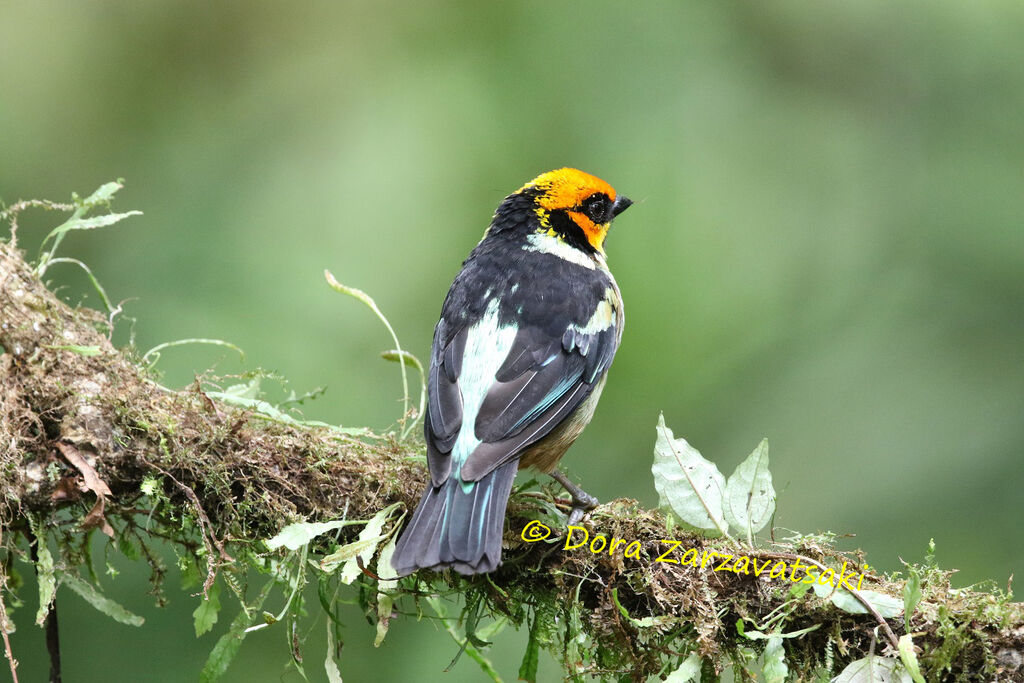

left=522, top=232, right=596, bottom=270
left=573, top=287, right=618, bottom=335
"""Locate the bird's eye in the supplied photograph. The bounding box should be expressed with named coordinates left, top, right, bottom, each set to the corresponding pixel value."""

left=583, top=195, right=608, bottom=223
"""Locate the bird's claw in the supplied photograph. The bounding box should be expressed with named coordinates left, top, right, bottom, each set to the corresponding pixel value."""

left=558, top=480, right=599, bottom=527
left=549, top=468, right=599, bottom=526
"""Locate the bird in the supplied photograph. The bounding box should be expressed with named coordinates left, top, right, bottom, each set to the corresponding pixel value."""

left=391, top=168, right=632, bottom=576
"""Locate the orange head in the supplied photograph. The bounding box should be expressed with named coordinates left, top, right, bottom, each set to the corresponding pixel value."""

left=518, top=168, right=632, bottom=254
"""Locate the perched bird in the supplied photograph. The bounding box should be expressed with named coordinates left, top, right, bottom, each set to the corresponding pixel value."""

left=391, top=168, right=632, bottom=576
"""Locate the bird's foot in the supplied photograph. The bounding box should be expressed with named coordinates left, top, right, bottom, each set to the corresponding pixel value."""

left=549, top=469, right=599, bottom=526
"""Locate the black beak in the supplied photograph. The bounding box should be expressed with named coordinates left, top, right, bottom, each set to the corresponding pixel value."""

left=611, top=196, right=633, bottom=217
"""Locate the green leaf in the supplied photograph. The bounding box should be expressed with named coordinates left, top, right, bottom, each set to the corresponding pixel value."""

left=199, top=579, right=273, bottom=682
left=140, top=476, right=160, bottom=497
left=193, top=582, right=222, bottom=637
left=788, top=581, right=812, bottom=598
left=35, top=181, right=141, bottom=273
left=723, top=438, right=775, bottom=540
left=518, top=613, right=540, bottom=683
left=325, top=270, right=414, bottom=439
left=737, top=620, right=820, bottom=641
left=265, top=519, right=356, bottom=551
left=903, top=571, right=922, bottom=632
left=325, top=619, right=344, bottom=683
left=59, top=572, right=144, bottom=627
left=320, top=536, right=384, bottom=574
left=44, top=257, right=116, bottom=313
left=337, top=503, right=400, bottom=584
left=832, top=654, right=912, bottom=683
left=34, top=537, right=56, bottom=626
left=143, top=338, right=246, bottom=367
left=180, top=555, right=202, bottom=591
left=45, top=211, right=142, bottom=238
left=81, top=180, right=125, bottom=207
left=426, top=594, right=504, bottom=682
left=373, top=532, right=399, bottom=647
left=380, top=349, right=423, bottom=372
left=611, top=587, right=677, bottom=630
left=652, top=413, right=727, bottom=535
left=762, top=636, right=788, bottom=683
left=663, top=653, right=701, bottom=682
left=812, top=583, right=903, bottom=618
left=44, top=344, right=102, bottom=356
left=898, top=634, right=926, bottom=683
left=200, top=607, right=250, bottom=682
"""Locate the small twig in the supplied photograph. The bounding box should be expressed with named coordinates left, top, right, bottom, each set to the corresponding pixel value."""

left=140, top=458, right=234, bottom=597
left=0, top=565, right=18, bottom=683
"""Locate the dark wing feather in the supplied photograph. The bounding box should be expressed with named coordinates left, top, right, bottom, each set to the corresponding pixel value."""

left=425, top=323, right=467, bottom=486
left=460, top=319, right=619, bottom=481
left=475, top=332, right=583, bottom=441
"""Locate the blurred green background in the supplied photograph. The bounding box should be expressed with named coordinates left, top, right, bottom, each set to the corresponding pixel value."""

left=2, top=1, right=1022, bottom=680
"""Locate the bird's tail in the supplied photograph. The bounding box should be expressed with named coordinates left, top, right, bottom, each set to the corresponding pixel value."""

left=391, top=461, right=518, bottom=576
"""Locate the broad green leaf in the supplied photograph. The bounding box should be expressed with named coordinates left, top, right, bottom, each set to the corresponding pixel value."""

left=832, top=654, right=912, bottom=683
left=34, top=538, right=56, bottom=626
left=762, top=636, right=788, bottom=683
left=193, top=582, right=222, bottom=637
left=265, top=519, right=355, bottom=551
left=59, top=572, right=144, bottom=626
left=898, top=634, right=925, bottom=683
left=903, top=571, right=922, bottom=632
left=664, top=653, right=701, bottom=682
left=723, top=438, right=775, bottom=539
left=652, top=413, right=727, bottom=534
left=812, top=582, right=903, bottom=618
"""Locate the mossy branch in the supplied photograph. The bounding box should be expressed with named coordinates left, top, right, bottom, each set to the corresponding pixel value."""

left=1, top=229, right=1022, bottom=682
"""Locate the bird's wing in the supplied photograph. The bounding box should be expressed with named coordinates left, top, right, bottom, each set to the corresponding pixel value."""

left=424, top=295, right=620, bottom=485
left=424, top=318, right=466, bottom=486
